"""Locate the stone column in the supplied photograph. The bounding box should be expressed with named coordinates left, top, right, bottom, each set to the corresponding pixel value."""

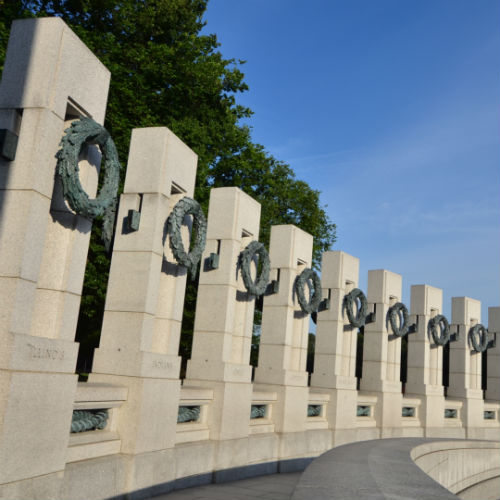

left=91, top=127, right=197, bottom=491
left=310, top=251, right=359, bottom=446
left=360, top=270, right=403, bottom=437
left=0, top=18, right=109, bottom=490
left=254, top=225, right=313, bottom=457
left=406, top=285, right=445, bottom=436
left=448, top=297, right=483, bottom=439
left=486, top=307, right=500, bottom=401
left=184, top=187, right=260, bottom=470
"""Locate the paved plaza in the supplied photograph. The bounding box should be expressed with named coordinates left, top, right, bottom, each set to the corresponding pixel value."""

left=152, top=472, right=301, bottom=500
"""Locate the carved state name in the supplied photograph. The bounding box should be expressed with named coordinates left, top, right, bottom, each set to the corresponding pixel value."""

left=152, top=360, right=173, bottom=370
left=27, top=343, right=65, bottom=361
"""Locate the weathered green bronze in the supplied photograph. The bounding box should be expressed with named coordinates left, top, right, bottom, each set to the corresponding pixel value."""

left=444, top=408, right=457, bottom=419
left=402, top=406, right=416, bottom=417
left=428, top=314, right=451, bottom=346
left=0, top=128, right=18, bottom=161
left=166, top=197, right=207, bottom=277
left=386, top=302, right=411, bottom=337
left=319, top=298, right=330, bottom=312
left=70, top=409, right=109, bottom=433
left=239, top=241, right=270, bottom=296
left=311, top=298, right=332, bottom=325
left=177, top=406, right=201, bottom=423
left=307, top=405, right=322, bottom=417
left=295, top=268, right=322, bottom=314
left=267, top=279, right=279, bottom=295
left=469, top=324, right=489, bottom=353
left=127, top=209, right=141, bottom=231
left=57, top=118, right=121, bottom=251
left=484, top=411, right=495, bottom=420
left=207, top=252, right=219, bottom=270
left=356, top=405, right=371, bottom=417
left=343, top=288, right=368, bottom=328
left=250, top=405, right=267, bottom=419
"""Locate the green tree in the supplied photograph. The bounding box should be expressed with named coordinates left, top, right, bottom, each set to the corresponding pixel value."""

left=0, top=0, right=336, bottom=372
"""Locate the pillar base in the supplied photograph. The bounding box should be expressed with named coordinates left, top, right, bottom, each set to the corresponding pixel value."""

left=253, top=383, right=309, bottom=434
left=0, top=369, right=77, bottom=484
left=310, top=385, right=357, bottom=439
left=89, top=373, right=180, bottom=454
left=183, top=378, right=252, bottom=441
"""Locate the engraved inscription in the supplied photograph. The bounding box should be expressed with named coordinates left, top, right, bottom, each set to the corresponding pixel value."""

left=27, top=343, right=65, bottom=360
left=152, top=360, right=173, bottom=370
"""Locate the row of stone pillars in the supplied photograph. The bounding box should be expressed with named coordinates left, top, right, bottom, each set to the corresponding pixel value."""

left=0, top=17, right=498, bottom=494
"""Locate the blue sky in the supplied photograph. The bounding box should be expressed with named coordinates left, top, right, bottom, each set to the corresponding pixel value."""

left=203, top=0, right=499, bottom=321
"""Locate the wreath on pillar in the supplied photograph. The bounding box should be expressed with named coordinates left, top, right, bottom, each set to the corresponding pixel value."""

left=294, top=268, right=322, bottom=314
left=469, top=324, right=489, bottom=353
left=386, top=302, right=410, bottom=337
left=428, top=314, right=450, bottom=346
left=166, top=197, right=207, bottom=277
left=238, top=241, right=270, bottom=296
left=57, top=118, right=121, bottom=251
left=343, top=288, right=368, bottom=328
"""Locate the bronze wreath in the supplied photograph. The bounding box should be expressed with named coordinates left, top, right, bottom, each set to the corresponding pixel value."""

left=239, top=241, right=270, bottom=296
left=386, top=302, right=410, bottom=337
left=166, top=197, right=207, bottom=277
left=57, top=117, right=121, bottom=250
left=343, top=288, right=368, bottom=328
left=428, top=314, right=450, bottom=346
left=469, top=324, right=489, bottom=353
left=294, top=268, right=322, bottom=314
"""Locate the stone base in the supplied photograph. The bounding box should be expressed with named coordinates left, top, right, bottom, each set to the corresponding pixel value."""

left=182, top=378, right=252, bottom=441
left=0, top=470, right=64, bottom=500
left=310, top=386, right=358, bottom=436
left=2, top=425, right=497, bottom=500
left=390, top=427, right=424, bottom=438
left=252, top=383, right=309, bottom=434
left=356, top=427, right=381, bottom=442
left=248, top=432, right=280, bottom=465
left=332, top=428, right=359, bottom=447
left=61, top=454, right=130, bottom=500
left=426, top=427, right=466, bottom=439
left=0, top=370, right=77, bottom=484
left=89, top=373, right=180, bottom=454
left=466, top=427, right=499, bottom=440
left=374, top=390, right=403, bottom=434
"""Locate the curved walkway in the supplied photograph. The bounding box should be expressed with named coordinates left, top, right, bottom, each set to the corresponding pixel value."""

left=148, top=438, right=500, bottom=500
left=152, top=472, right=301, bottom=500
left=292, top=438, right=458, bottom=500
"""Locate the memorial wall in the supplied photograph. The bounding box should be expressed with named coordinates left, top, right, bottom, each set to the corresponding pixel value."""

left=0, top=18, right=498, bottom=500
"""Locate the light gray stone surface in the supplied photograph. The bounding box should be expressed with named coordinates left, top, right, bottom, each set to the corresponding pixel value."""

left=0, top=15, right=110, bottom=487
left=151, top=471, right=301, bottom=500
left=448, top=297, right=484, bottom=437
left=412, top=440, right=500, bottom=498
left=309, top=251, right=359, bottom=448
left=486, top=307, right=500, bottom=401
left=291, top=438, right=459, bottom=500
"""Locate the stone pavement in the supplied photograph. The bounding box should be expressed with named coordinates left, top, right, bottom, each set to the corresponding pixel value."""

left=151, top=472, right=301, bottom=500
left=291, top=439, right=459, bottom=500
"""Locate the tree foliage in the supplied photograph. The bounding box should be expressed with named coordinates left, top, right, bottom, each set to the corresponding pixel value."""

left=0, top=0, right=336, bottom=371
